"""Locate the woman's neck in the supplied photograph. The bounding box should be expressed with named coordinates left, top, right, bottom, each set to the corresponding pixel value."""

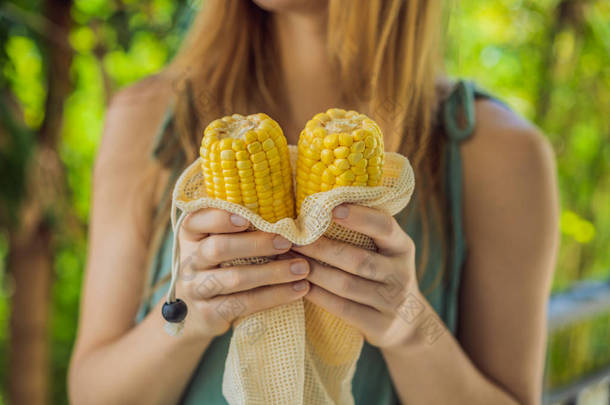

left=271, top=10, right=340, bottom=144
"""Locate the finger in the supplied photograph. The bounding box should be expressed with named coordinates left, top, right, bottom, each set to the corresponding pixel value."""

left=306, top=260, right=397, bottom=313
left=181, top=208, right=249, bottom=240
left=189, top=259, right=309, bottom=299
left=276, top=251, right=301, bottom=260
left=197, top=231, right=292, bottom=267
left=292, top=237, right=391, bottom=282
left=304, top=284, right=384, bottom=333
left=208, top=280, right=310, bottom=322
left=332, top=204, right=414, bottom=256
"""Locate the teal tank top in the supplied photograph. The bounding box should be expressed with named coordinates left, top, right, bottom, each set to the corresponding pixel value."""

left=136, top=80, right=502, bottom=404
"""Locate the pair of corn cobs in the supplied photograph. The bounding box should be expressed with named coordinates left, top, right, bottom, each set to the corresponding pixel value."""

left=199, top=108, right=384, bottom=222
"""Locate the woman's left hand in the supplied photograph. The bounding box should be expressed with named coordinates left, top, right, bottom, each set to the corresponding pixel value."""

left=291, top=203, right=423, bottom=349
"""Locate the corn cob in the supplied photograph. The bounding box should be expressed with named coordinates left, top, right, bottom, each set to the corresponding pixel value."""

left=199, top=113, right=294, bottom=223
left=296, top=108, right=385, bottom=367
left=295, top=108, right=384, bottom=214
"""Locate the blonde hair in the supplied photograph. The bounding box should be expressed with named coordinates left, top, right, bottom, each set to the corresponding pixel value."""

left=148, top=0, right=451, bottom=297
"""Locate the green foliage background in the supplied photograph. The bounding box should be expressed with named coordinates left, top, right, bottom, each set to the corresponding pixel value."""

left=0, top=0, right=608, bottom=403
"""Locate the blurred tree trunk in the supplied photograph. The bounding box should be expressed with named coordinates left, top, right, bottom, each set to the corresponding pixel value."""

left=7, top=0, right=73, bottom=404
left=535, top=0, right=586, bottom=125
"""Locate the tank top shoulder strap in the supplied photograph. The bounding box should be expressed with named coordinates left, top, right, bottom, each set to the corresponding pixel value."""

left=150, top=100, right=187, bottom=216
left=441, top=79, right=504, bottom=142
left=150, top=100, right=182, bottom=167
left=151, top=101, right=175, bottom=156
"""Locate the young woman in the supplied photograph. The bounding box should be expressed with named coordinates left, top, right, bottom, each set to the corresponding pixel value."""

left=68, top=1, right=559, bottom=404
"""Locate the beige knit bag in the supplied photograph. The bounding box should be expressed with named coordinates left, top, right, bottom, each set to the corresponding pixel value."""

left=164, top=145, right=415, bottom=405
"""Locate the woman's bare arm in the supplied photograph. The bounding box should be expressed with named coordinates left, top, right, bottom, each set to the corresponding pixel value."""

left=376, top=100, right=558, bottom=405
left=67, top=79, right=212, bottom=405
left=457, top=100, right=559, bottom=403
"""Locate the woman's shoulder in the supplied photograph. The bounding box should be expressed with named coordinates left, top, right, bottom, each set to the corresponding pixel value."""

left=460, top=96, right=558, bottom=252
left=100, top=74, right=175, bottom=156
left=95, top=74, right=177, bottom=174
left=462, top=98, right=555, bottom=178
left=93, top=74, right=177, bottom=214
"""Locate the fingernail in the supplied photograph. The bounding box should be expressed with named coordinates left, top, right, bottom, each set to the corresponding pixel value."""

left=293, top=280, right=308, bottom=291
left=333, top=205, right=349, bottom=219
left=273, top=235, right=292, bottom=250
left=290, top=261, right=308, bottom=275
left=230, top=214, right=248, bottom=227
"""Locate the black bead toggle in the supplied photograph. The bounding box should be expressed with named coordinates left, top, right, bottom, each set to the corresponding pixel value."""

left=162, top=299, right=188, bottom=323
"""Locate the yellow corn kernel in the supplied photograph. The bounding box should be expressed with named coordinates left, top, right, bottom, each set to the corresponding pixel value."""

left=225, top=183, right=240, bottom=192
left=328, top=164, right=342, bottom=176
left=261, top=138, right=275, bottom=151
left=320, top=149, right=334, bottom=165
left=311, top=162, right=326, bottom=175
left=321, top=169, right=335, bottom=184
left=353, top=129, right=367, bottom=141
left=251, top=151, right=267, bottom=164
left=219, top=138, right=233, bottom=151
left=236, top=160, right=252, bottom=170
left=266, top=147, right=279, bottom=159
left=220, top=160, right=236, bottom=170
left=254, top=168, right=270, bottom=178
left=347, top=152, right=363, bottom=165
left=232, top=139, right=245, bottom=151
left=364, top=135, right=377, bottom=149
left=222, top=168, right=238, bottom=177
left=247, top=142, right=262, bottom=154
left=369, top=156, right=382, bottom=166
left=323, top=133, right=339, bottom=149
left=351, top=165, right=367, bottom=175
left=338, top=133, right=353, bottom=147
left=240, top=182, right=255, bottom=191
left=252, top=160, right=269, bottom=171
left=258, top=118, right=275, bottom=132
left=313, top=112, right=330, bottom=122
left=305, top=119, right=321, bottom=130
left=256, top=129, right=269, bottom=142
left=367, top=166, right=382, bottom=176
left=207, top=119, right=224, bottom=130
left=333, top=146, right=350, bottom=159
left=295, top=108, right=384, bottom=214
left=351, top=141, right=365, bottom=153
left=363, top=147, right=376, bottom=159
left=200, top=113, right=294, bottom=222
left=303, top=147, right=321, bottom=160
left=235, top=150, right=249, bottom=161
left=334, top=159, right=350, bottom=172
left=244, top=130, right=257, bottom=144
left=327, top=108, right=345, bottom=119
left=336, top=170, right=356, bottom=186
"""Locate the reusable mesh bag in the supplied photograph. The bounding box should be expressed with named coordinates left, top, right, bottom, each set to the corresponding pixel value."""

left=165, top=145, right=415, bottom=405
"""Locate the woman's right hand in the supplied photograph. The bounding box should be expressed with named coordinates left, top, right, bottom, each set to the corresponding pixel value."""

left=175, top=208, right=310, bottom=339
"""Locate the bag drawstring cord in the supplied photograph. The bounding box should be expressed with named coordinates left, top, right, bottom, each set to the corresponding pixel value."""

left=161, top=197, right=188, bottom=336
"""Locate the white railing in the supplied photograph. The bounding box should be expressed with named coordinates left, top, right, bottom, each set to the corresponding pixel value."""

left=543, top=279, right=610, bottom=405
